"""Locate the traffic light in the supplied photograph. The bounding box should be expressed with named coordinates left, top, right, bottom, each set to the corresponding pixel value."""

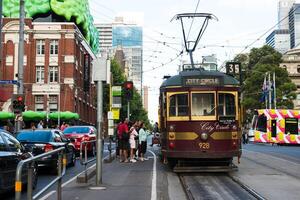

left=12, top=94, right=25, bottom=114
left=123, top=81, right=133, bottom=100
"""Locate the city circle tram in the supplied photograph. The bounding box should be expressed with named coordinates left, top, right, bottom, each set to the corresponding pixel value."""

left=159, top=64, right=242, bottom=172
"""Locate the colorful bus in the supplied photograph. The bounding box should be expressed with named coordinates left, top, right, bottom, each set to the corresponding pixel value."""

left=248, top=109, right=300, bottom=144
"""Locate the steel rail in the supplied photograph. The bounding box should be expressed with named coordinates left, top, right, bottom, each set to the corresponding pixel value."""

left=79, top=140, right=96, bottom=183
left=15, top=147, right=66, bottom=200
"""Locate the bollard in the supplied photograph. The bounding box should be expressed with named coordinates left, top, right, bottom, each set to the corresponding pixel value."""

left=27, top=163, right=34, bottom=200
left=57, top=152, right=62, bottom=200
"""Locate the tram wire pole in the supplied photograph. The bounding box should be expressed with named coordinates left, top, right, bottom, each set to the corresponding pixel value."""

left=16, top=0, right=25, bottom=132
left=96, top=80, right=103, bottom=185
left=273, top=72, right=277, bottom=109
left=268, top=72, right=272, bottom=109
left=0, top=0, right=3, bottom=68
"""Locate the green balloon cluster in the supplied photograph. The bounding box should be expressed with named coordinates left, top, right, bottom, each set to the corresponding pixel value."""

left=2, top=0, right=99, bottom=54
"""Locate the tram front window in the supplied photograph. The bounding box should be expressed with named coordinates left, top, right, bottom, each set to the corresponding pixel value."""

left=191, top=93, right=215, bottom=116
left=218, top=93, right=235, bottom=116
left=169, top=94, right=189, bottom=116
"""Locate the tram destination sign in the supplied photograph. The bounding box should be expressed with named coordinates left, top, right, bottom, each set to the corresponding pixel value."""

left=183, top=77, right=223, bottom=86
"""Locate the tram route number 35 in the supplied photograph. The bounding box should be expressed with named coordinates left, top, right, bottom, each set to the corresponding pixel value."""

left=199, top=142, right=210, bottom=149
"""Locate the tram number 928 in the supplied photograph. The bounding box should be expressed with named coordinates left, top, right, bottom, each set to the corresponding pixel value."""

left=199, top=142, right=210, bottom=149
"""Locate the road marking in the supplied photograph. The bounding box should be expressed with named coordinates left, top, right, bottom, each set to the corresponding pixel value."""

left=148, top=150, right=157, bottom=200
left=243, top=149, right=300, bottom=166
left=39, top=152, right=114, bottom=200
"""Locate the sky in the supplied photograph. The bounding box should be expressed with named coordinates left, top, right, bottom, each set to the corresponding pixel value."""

left=89, top=0, right=297, bottom=123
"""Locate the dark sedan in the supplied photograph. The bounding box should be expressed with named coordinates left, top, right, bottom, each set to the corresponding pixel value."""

left=0, top=129, right=37, bottom=193
left=16, top=129, right=76, bottom=174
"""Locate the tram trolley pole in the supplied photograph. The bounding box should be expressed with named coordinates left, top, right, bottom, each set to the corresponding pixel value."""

left=15, top=147, right=66, bottom=200
left=79, top=140, right=97, bottom=182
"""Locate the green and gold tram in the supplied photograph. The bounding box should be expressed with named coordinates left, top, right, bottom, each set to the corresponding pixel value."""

left=159, top=65, right=242, bottom=172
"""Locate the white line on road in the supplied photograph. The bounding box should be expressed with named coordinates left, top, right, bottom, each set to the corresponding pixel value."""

left=243, top=149, right=300, bottom=166
left=148, top=150, right=157, bottom=200
left=39, top=152, right=114, bottom=200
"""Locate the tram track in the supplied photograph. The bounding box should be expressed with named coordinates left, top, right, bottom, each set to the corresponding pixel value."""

left=179, top=173, right=266, bottom=200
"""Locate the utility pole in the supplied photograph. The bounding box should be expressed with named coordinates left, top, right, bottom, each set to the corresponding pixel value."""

left=273, top=72, right=277, bottom=109
left=96, top=81, right=103, bottom=185
left=16, top=0, right=25, bottom=132
left=0, top=0, right=3, bottom=68
left=127, top=101, right=130, bottom=120
left=268, top=72, right=272, bottom=109
left=17, top=0, right=25, bottom=95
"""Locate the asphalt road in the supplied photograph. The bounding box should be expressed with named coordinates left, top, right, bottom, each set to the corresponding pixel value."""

left=242, top=142, right=300, bottom=164
left=2, top=142, right=116, bottom=200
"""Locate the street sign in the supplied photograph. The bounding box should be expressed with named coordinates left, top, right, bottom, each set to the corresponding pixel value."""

left=112, top=86, right=122, bottom=96
left=0, top=80, right=19, bottom=85
left=225, top=62, right=241, bottom=76
left=112, top=108, right=120, bottom=120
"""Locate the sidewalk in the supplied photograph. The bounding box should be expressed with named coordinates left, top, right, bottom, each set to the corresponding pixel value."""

left=43, top=146, right=186, bottom=200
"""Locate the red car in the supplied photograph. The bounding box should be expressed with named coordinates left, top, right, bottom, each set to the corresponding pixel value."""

left=63, top=126, right=97, bottom=156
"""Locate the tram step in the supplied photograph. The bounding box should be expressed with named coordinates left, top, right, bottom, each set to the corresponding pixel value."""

left=173, top=164, right=238, bottom=173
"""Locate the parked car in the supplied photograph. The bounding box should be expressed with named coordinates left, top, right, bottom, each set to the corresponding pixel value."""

left=0, top=129, right=37, bottom=193
left=16, top=129, right=76, bottom=174
left=63, top=126, right=97, bottom=156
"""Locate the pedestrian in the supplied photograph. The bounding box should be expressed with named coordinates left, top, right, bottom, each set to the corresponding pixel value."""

left=119, top=118, right=129, bottom=163
left=60, top=122, right=66, bottom=131
left=31, top=122, right=36, bottom=130
left=242, top=126, right=247, bottom=144
left=138, top=122, right=148, bottom=161
left=129, top=122, right=139, bottom=163
left=37, top=120, right=44, bottom=129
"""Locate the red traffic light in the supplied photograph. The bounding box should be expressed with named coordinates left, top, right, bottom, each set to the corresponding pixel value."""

left=124, top=81, right=133, bottom=89
left=17, top=96, right=23, bottom=101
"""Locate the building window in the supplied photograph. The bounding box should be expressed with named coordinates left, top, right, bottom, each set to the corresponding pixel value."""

left=49, top=66, right=58, bottom=83
left=36, top=66, right=44, bottom=83
left=297, top=65, right=300, bottom=73
left=36, top=40, right=45, bottom=55
left=49, top=95, right=58, bottom=112
left=50, top=40, right=59, bottom=55
left=35, top=95, right=44, bottom=111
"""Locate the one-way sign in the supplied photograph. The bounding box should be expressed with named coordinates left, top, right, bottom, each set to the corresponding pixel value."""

left=0, top=80, right=19, bottom=85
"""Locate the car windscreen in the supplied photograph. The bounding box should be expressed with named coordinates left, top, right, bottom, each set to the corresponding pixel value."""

left=63, top=127, right=90, bottom=134
left=16, top=131, right=52, bottom=142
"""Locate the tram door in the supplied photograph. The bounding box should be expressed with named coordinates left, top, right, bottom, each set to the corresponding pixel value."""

left=271, top=120, right=277, bottom=138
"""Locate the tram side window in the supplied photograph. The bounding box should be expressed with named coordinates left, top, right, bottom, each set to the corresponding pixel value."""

left=285, top=118, right=298, bottom=135
left=191, top=93, right=215, bottom=116
left=218, top=93, right=235, bottom=116
left=257, top=114, right=267, bottom=132
left=169, top=94, right=189, bottom=117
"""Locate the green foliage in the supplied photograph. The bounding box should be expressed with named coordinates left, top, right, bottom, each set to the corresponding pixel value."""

left=103, top=59, right=151, bottom=128
left=235, top=45, right=297, bottom=111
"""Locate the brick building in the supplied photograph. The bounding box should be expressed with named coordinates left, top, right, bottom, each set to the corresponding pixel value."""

left=0, top=18, right=97, bottom=125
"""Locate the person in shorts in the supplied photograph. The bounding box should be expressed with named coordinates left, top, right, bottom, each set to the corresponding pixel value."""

left=129, top=122, right=139, bottom=163
left=119, top=118, right=129, bottom=162
left=138, top=122, right=148, bottom=161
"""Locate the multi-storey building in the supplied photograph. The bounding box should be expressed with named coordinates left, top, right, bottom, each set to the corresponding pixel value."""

left=266, top=29, right=290, bottom=54
left=280, top=48, right=300, bottom=109
left=278, top=0, right=295, bottom=29
left=0, top=18, right=97, bottom=125
left=289, top=3, right=300, bottom=49
left=95, top=18, right=143, bottom=94
left=95, top=23, right=113, bottom=56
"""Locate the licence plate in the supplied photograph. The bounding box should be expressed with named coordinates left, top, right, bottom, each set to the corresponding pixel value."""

left=199, top=142, right=210, bottom=149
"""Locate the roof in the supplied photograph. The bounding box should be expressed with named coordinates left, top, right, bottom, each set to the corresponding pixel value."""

left=161, top=69, right=239, bottom=88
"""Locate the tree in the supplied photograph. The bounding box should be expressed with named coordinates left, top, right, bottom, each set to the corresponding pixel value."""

left=104, top=59, right=151, bottom=128
left=236, top=45, right=297, bottom=111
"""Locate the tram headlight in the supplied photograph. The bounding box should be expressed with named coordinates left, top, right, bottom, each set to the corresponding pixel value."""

left=200, top=133, right=208, bottom=141
left=169, top=125, right=175, bottom=132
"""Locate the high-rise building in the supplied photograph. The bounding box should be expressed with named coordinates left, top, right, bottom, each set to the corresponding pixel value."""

left=266, top=29, right=290, bottom=53
left=95, top=23, right=113, bottom=56
left=289, top=4, right=300, bottom=49
left=278, top=0, right=295, bottom=29
left=95, top=17, right=143, bottom=93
